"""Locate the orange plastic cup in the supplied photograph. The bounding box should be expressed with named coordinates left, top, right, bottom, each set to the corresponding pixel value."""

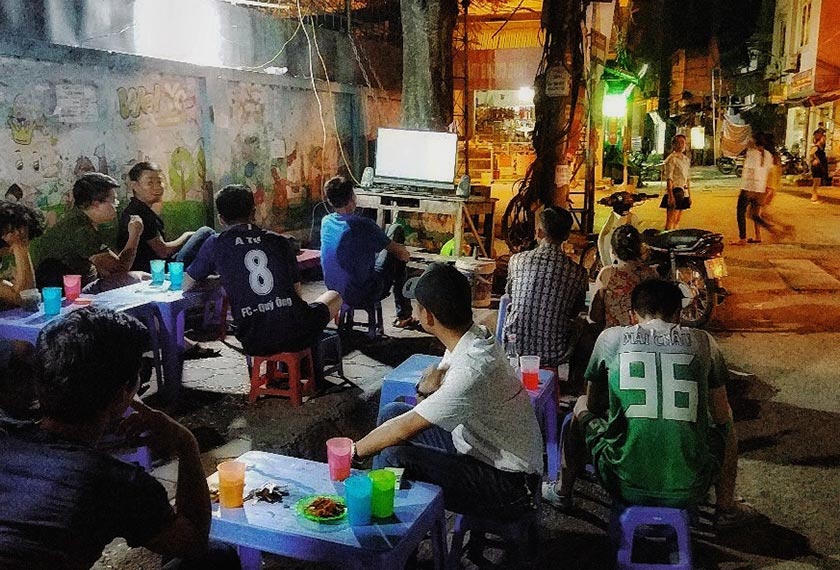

left=217, top=461, right=246, bottom=508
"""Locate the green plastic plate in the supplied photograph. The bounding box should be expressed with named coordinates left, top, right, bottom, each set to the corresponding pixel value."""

left=294, top=494, right=347, bottom=523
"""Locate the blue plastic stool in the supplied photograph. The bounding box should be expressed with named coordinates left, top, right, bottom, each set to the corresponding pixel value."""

left=613, top=506, right=692, bottom=570
left=338, top=302, right=384, bottom=339
left=378, top=354, right=442, bottom=411
left=447, top=500, right=541, bottom=569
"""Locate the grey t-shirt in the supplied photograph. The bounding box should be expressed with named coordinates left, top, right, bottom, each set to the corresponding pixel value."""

left=413, top=325, right=544, bottom=475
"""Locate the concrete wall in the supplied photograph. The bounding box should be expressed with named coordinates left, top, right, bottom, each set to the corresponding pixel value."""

left=0, top=0, right=402, bottom=239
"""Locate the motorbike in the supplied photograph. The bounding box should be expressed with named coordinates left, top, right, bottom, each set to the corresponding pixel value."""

left=578, top=191, right=729, bottom=328
left=780, top=146, right=808, bottom=175
left=716, top=152, right=745, bottom=177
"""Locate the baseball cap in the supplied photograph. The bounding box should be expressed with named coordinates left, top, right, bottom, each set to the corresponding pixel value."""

left=402, top=263, right=473, bottom=328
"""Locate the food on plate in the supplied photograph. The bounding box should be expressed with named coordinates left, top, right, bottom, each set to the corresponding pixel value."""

left=305, top=496, right=346, bottom=518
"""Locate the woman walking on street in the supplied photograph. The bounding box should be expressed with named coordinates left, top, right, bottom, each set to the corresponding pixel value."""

left=808, top=130, right=828, bottom=203
left=733, top=134, right=774, bottom=245
left=660, top=134, right=691, bottom=230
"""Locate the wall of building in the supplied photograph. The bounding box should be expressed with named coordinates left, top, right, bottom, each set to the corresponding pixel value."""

left=0, top=0, right=402, bottom=241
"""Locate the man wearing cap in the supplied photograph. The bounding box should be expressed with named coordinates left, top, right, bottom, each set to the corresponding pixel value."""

left=348, top=263, right=544, bottom=520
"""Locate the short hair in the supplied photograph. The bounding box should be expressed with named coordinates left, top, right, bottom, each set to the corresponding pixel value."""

left=538, top=207, right=573, bottom=243
left=34, top=307, right=149, bottom=424
left=324, top=176, right=354, bottom=208
left=215, top=184, right=255, bottom=223
left=631, top=279, right=683, bottom=319
left=611, top=224, right=642, bottom=262
left=128, top=161, right=162, bottom=182
left=73, top=172, right=120, bottom=209
left=403, top=263, right=473, bottom=330
left=671, top=134, right=686, bottom=149
left=0, top=201, right=44, bottom=248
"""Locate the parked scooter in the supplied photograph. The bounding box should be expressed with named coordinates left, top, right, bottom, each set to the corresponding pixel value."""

left=779, top=146, right=808, bottom=175
left=579, top=191, right=729, bottom=328
left=716, top=151, right=745, bottom=177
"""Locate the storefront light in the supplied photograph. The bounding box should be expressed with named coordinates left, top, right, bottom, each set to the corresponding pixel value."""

left=518, top=86, right=535, bottom=104
left=603, top=93, right=627, bottom=118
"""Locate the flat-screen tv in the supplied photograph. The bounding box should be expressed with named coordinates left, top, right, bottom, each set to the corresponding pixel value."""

left=374, top=128, right=458, bottom=190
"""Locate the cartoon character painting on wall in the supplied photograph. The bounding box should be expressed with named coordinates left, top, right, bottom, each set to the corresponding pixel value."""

left=7, top=94, right=38, bottom=146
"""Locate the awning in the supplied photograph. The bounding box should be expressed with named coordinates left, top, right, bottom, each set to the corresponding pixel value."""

left=805, top=89, right=840, bottom=107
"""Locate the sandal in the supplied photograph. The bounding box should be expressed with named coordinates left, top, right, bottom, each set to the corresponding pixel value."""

left=393, top=317, right=422, bottom=330
left=541, top=481, right=574, bottom=513
left=183, top=344, right=222, bottom=360
left=746, top=238, right=762, bottom=244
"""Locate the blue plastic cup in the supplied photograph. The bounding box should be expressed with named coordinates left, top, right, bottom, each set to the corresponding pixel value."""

left=42, top=287, right=62, bottom=316
left=150, top=259, right=166, bottom=285
left=168, top=262, right=184, bottom=291
left=344, top=475, right=373, bottom=526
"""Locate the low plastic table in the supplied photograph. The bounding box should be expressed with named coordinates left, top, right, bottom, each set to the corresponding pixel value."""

left=208, top=451, right=447, bottom=570
left=0, top=281, right=222, bottom=404
left=379, top=354, right=559, bottom=480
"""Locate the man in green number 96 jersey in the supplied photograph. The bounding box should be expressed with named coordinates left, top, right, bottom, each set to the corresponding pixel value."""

left=543, top=280, right=766, bottom=531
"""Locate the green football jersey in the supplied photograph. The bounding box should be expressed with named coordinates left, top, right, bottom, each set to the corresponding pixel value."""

left=584, top=319, right=728, bottom=507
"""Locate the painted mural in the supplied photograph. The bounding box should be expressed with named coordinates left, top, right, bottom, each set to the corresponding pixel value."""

left=214, top=82, right=352, bottom=233
left=0, top=57, right=206, bottom=238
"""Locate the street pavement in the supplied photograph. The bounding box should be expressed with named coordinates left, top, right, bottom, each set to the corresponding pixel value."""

left=94, top=167, right=840, bottom=570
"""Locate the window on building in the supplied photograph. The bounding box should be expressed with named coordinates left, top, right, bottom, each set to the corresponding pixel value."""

left=800, top=0, right=811, bottom=48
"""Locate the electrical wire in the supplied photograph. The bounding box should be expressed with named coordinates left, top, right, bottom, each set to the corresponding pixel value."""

left=243, top=21, right=302, bottom=70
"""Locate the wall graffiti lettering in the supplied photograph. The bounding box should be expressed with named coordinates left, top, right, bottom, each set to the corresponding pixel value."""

left=116, top=82, right=196, bottom=125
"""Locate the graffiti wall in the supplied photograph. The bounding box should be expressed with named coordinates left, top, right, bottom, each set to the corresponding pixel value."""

left=213, top=82, right=356, bottom=233
left=0, top=57, right=207, bottom=237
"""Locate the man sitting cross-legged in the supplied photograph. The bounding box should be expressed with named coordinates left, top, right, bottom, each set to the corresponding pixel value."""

left=348, top=263, right=544, bottom=519
left=0, top=307, right=239, bottom=569
left=184, top=184, right=342, bottom=359
left=542, top=279, right=766, bottom=531
left=320, top=175, right=416, bottom=329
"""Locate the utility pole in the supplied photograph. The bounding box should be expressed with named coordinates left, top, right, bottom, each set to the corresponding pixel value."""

left=711, top=67, right=718, bottom=161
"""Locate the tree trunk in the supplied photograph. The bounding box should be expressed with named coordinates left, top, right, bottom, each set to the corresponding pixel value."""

left=400, top=0, right=458, bottom=130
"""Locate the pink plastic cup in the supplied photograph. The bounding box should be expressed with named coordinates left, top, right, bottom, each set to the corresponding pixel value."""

left=63, top=274, right=82, bottom=302
left=326, top=437, right=353, bottom=481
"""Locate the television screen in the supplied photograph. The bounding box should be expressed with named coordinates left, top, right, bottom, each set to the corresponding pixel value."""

left=374, top=128, right=458, bottom=188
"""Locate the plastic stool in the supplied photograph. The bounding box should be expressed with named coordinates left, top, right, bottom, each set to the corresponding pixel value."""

left=448, top=502, right=541, bottom=569
left=248, top=349, right=315, bottom=407
left=495, top=293, right=511, bottom=344
left=613, top=506, right=692, bottom=570
left=338, top=302, right=384, bottom=339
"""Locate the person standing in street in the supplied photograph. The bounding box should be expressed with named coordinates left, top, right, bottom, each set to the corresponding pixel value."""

left=660, top=134, right=692, bottom=230
left=732, top=135, right=773, bottom=245
left=808, top=130, right=828, bottom=204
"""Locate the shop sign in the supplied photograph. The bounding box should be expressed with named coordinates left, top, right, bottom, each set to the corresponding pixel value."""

left=591, top=31, right=607, bottom=63
left=790, top=69, right=814, bottom=94
left=545, top=66, right=570, bottom=97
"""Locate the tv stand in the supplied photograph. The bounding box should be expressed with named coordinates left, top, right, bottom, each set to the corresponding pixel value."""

left=354, top=188, right=496, bottom=257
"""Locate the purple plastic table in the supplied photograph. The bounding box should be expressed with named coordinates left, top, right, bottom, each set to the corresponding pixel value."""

left=0, top=281, right=222, bottom=405
left=208, top=451, right=447, bottom=570
left=378, top=354, right=559, bottom=480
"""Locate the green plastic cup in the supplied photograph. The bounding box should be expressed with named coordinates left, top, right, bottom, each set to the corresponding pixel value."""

left=368, top=469, right=396, bottom=518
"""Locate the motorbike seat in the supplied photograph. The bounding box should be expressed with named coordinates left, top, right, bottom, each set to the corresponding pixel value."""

left=644, top=229, right=713, bottom=251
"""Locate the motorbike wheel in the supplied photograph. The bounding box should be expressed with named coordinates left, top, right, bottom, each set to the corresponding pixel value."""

left=717, top=160, right=735, bottom=175
left=674, top=260, right=715, bottom=328
left=579, top=243, right=603, bottom=283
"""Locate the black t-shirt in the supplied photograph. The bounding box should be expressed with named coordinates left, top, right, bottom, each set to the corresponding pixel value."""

left=187, top=224, right=310, bottom=355
left=117, top=197, right=166, bottom=272
left=0, top=416, right=174, bottom=570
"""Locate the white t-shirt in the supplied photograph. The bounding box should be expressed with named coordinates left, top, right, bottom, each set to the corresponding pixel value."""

left=413, top=325, right=544, bottom=475
left=663, top=152, right=691, bottom=190
left=742, top=149, right=772, bottom=194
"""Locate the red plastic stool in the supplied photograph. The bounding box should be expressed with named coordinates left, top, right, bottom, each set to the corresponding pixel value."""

left=248, top=349, right=315, bottom=407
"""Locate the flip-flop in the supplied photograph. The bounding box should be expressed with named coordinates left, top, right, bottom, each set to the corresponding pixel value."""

left=746, top=238, right=762, bottom=244
left=393, top=317, right=422, bottom=331
left=183, top=344, right=222, bottom=360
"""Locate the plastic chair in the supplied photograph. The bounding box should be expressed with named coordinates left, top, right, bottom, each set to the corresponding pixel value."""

left=337, top=302, right=384, bottom=339
left=248, top=349, right=315, bottom=407
left=448, top=494, right=541, bottom=569
left=613, top=506, right=692, bottom=570
left=495, top=293, right=511, bottom=344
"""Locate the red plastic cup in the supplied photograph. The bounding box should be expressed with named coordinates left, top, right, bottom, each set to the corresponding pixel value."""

left=63, top=274, right=82, bottom=302
left=326, top=437, right=353, bottom=481
left=519, top=355, right=540, bottom=391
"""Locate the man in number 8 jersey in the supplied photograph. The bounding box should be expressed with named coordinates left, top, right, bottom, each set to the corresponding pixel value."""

left=184, top=185, right=342, bottom=357
left=543, top=280, right=766, bottom=530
